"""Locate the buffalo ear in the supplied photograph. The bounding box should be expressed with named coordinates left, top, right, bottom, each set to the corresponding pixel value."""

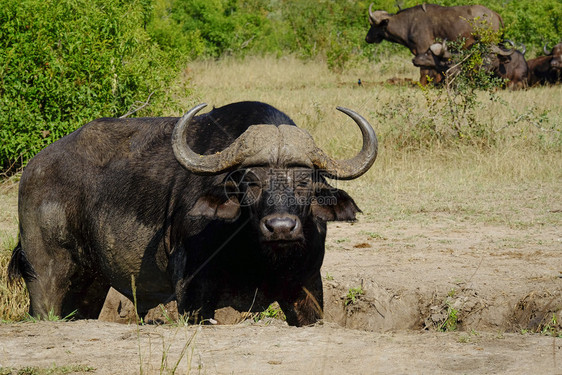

left=188, top=195, right=241, bottom=221
left=311, top=189, right=362, bottom=221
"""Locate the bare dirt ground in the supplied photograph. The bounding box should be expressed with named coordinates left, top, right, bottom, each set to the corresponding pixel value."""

left=1, top=214, right=561, bottom=374
left=1, top=319, right=559, bottom=374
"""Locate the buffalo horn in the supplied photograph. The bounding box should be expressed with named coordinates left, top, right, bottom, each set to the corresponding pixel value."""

left=369, top=4, right=390, bottom=25
left=172, top=103, right=248, bottom=174
left=505, top=39, right=527, bottom=55
left=430, top=39, right=448, bottom=57
left=544, top=43, right=552, bottom=55
left=173, top=104, right=378, bottom=180
left=429, top=43, right=443, bottom=56
left=369, top=3, right=376, bottom=21
left=310, top=107, right=378, bottom=180
left=491, top=44, right=514, bottom=56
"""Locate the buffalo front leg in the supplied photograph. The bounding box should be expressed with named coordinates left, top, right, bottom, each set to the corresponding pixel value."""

left=279, top=271, right=324, bottom=327
left=175, top=276, right=219, bottom=324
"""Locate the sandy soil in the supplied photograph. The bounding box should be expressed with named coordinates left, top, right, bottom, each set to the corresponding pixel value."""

left=1, top=320, right=560, bottom=374
left=1, top=216, right=561, bottom=374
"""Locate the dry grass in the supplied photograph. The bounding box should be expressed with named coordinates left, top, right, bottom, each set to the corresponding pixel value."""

left=0, top=178, right=27, bottom=321
left=183, top=55, right=561, bottom=149
left=0, top=56, right=560, bottom=321
left=183, top=55, right=561, bottom=220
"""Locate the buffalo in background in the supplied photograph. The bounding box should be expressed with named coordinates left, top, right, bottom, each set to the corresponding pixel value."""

left=413, top=39, right=529, bottom=90
left=527, top=43, right=562, bottom=86
left=484, top=41, right=528, bottom=90
left=365, top=3, right=503, bottom=85
left=8, top=101, right=378, bottom=326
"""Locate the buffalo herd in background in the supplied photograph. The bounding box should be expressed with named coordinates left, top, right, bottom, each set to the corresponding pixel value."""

left=365, top=3, right=562, bottom=89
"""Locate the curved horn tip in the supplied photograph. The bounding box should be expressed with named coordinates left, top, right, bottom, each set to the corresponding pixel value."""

left=368, top=3, right=376, bottom=19
left=335, top=106, right=371, bottom=124
left=326, top=106, right=378, bottom=180
left=184, top=103, right=208, bottom=116
left=335, top=106, right=364, bottom=117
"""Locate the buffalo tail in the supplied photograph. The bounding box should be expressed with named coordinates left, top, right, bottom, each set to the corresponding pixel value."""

left=7, top=240, right=37, bottom=285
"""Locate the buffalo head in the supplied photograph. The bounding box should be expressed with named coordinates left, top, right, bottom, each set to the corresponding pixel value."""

left=172, top=104, right=378, bottom=249
left=412, top=40, right=453, bottom=69
left=365, top=4, right=392, bottom=44
left=547, top=43, right=562, bottom=69
left=482, top=42, right=517, bottom=71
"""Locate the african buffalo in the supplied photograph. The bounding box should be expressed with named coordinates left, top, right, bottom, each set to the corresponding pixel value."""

left=528, top=43, right=562, bottom=86
left=484, top=42, right=528, bottom=90
left=527, top=56, right=557, bottom=86
left=7, top=101, right=378, bottom=326
left=365, top=3, right=503, bottom=85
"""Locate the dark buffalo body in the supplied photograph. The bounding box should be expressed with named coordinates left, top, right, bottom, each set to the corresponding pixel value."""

left=365, top=3, right=503, bottom=85
left=527, top=56, right=557, bottom=86
left=494, top=51, right=528, bottom=90
left=8, top=101, right=378, bottom=326
left=527, top=43, right=562, bottom=86
left=483, top=43, right=529, bottom=90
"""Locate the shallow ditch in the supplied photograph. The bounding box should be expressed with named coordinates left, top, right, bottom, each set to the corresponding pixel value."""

left=99, top=283, right=562, bottom=336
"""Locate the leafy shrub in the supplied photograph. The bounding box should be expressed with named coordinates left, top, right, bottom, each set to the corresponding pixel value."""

left=0, top=0, right=187, bottom=174
left=151, top=0, right=273, bottom=58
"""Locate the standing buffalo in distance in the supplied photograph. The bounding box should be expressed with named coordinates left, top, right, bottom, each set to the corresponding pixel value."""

left=528, top=43, right=562, bottom=86
left=365, top=3, right=503, bottom=85
left=8, top=101, right=378, bottom=327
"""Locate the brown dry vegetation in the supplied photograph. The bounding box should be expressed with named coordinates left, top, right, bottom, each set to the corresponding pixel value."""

left=0, top=56, right=561, bottom=374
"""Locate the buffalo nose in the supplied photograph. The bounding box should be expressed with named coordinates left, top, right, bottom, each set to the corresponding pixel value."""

left=265, top=217, right=297, bottom=234
left=260, top=214, right=302, bottom=241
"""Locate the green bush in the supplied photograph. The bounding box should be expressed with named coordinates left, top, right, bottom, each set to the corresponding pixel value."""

left=0, top=0, right=187, bottom=174
left=155, top=0, right=375, bottom=62
left=150, top=0, right=273, bottom=58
